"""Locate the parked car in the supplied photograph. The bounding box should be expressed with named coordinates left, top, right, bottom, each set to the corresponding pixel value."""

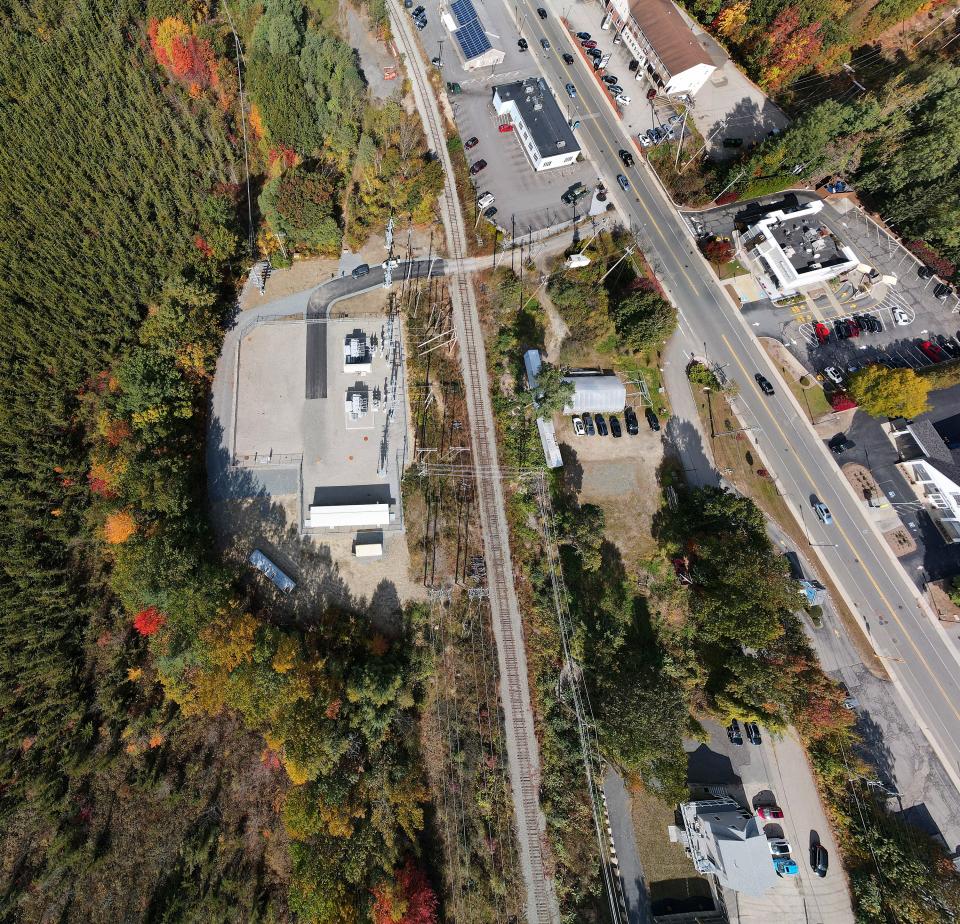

left=918, top=265, right=935, bottom=279
left=469, top=159, right=487, bottom=175
left=629, top=59, right=640, bottom=71
left=431, top=56, right=442, bottom=66
left=540, top=37, right=550, bottom=49
left=754, top=373, right=774, bottom=396
left=934, top=282, right=953, bottom=300
left=403, top=0, right=412, bottom=7
left=484, top=206, right=498, bottom=219
left=412, top=4, right=424, bottom=14
left=768, top=839, right=791, bottom=857
left=756, top=805, right=784, bottom=821
left=565, top=82, right=577, bottom=98
left=562, top=52, right=575, bottom=64
left=637, top=132, right=652, bottom=147
left=446, top=82, right=462, bottom=94
left=774, top=857, right=799, bottom=877
left=810, top=843, right=829, bottom=877
left=576, top=31, right=591, bottom=40
left=745, top=722, right=762, bottom=744
left=833, top=318, right=848, bottom=340
left=823, top=366, right=843, bottom=385
left=572, top=415, right=585, bottom=436
left=537, top=5, right=547, bottom=17
left=595, top=413, right=609, bottom=436
left=587, top=47, right=602, bottom=58
left=813, top=501, right=833, bottom=525
left=351, top=263, right=370, bottom=278
left=722, top=137, right=744, bottom=148
left=814, top=321, right=830, bottom=344
left=583, top=412, right=595, bottom=435
left=464, top=136, right=479, bottom=149
left=415, top=18, right=427, bottom=29
left=497, top=122, right=514, bottom=133
left=581, top=39, right=597, bottom=48
left=646, top=87, right=657, bottom=99
left=845, top=317, right=860, bottom=338
left=616, top=94, right=631, bottom=105
left=624, top=406, right=639, bottom=435
left=616, top=173, right=630, bottom=191
left=936, top=334, right=960, bottom=357
left=477, top=192, right=494, bottom=209
left=619, top=149, right=635, bottom=167
left=892, top=306, right=911, bottom=325
left=517, top=37, right=528, bottom=50
left=610, top=415, right=622, bottom=438
left=727, top=720, right=744, bottom=745
left=829, top=434, right=856, bottom=454
left=920, top=339, right=946, bottom=362
left=645, top=407, right=660, bottom=432
left=602, top=74, right=619, bottom=85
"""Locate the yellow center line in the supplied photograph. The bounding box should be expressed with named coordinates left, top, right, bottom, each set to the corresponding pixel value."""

left=721, top=334, right=960, bottom=726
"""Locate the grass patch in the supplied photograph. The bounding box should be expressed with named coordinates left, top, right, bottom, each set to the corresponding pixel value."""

left=628, top=781, right=700, bottom=884
left=717, top=257, right=746, bottom=279
left=691, top=386, right=887, bottom=677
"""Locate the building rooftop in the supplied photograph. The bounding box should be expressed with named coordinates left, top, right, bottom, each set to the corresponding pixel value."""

left=767, top=218, right=850, bottom=275
left=627, top=0, right=712, bottom=76
left=679, top=798, right=779, bottom=896
left=493, top=78, right=580, bottom=159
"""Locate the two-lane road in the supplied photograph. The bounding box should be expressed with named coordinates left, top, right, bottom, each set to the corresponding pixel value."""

left=508, top=0, right=960, bottom=807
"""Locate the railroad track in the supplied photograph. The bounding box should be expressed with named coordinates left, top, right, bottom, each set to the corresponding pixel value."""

left=390, top=5, right=559, bottom=921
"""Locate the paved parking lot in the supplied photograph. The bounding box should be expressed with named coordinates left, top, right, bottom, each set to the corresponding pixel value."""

left=408, top=0, right=596, bottom=233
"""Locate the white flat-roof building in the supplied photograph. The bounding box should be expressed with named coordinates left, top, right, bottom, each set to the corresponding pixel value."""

left=739, top=199, right=858, bottom=299
left=344, top=333, right=372, bottom=375
left=305, top=503, right=392, bottom=530
left=562, top=371, right=626, bottom=415
left=678, top=797, right=779, bottom=896
left=492, top=78, right=581, bottom=172
left=604, top=0, right=716, bottom=98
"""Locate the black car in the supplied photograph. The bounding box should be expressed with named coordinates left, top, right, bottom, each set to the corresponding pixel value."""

left=576, top=31, right=590, bottom=40
left=602, top=74, right=619, bottom=85
left=624, top=406, right=639, bottom=435
left=469, top=159, right=487, bottom=175
left=610, top=415, right=622, bottom=438
left=810, top=843, right=829, bottom=877
left=918, top=265, right=935, bottom=279
left=937, top=334, right=960, bottom=357
left=562, top=52, right=574, bottom=64
left=727, top=720, right=744, bottom=746
left=412, top=4, right=424, bottom=14
left=595, top=413, right=609, bottom=436
left=464, top=135, right=479, bottom=149
left=484, top=206, right=497, bottom=218
left=583, top=412, right=595, bottom=435
left=587, top=47, right=602, bottom=58
left=416, top=18, right=427, bottom=29
left=645, top=407, right=660, bottom=432
left=628, top=59, right=639, bottom=71
left=537, top=6, right=547, bottom=17
left=829, top=434, right=856, bottom=454
left=754, top=373, right=774, bottom=396
left=833, top=318, right=848, bottom=340
left=745, top=722, right=762, bottom=744
left=518, top=37, right=528, bottom=50
left=618, top=149, right=634, bottom=167
left=934, top=282, right=953, bottom=300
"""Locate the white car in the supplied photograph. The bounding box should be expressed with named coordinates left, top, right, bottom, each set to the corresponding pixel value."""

left=638, top=132, right=652, bottom=148
left=477, top=192, right=495, bottom=210
left=823, top=366, right=843, bottom=385
left=892, top=306, right=911, bottom=326
left=768, top=839, right=792, bottom=857
left=616, top=94, right=631, bottom=106
left=572, top=415, right=585, bottom=436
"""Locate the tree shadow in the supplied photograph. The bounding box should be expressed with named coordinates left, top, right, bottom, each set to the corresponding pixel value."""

left=558, top=441, right=584, bottom=493
left=662, top=416, right=717, bottom=489
left=702, top=95, right=784, bottom=159
left=852, top=707, right=897, bottom=793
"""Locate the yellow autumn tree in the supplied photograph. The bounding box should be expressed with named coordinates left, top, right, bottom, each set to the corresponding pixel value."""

left=714, top=0, right=748, bottom=39
left=103, top=509, right=136, bottom=544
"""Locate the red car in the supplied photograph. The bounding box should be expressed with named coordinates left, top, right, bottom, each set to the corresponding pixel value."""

left=464, top=136, right=479, bottom=149
left=814, top=322, right=830, bottom=345
left=497, top=123, right=514, bottom=133
left=581, top=39, right=597, bottom=48
left=920, top=339, right=945, bottom=362
left=757, top=805, right=784, bottom=821
left=846, top=318, right=860, bottom=338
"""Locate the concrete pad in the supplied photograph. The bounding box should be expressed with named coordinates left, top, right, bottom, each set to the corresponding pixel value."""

left=235, top=324, right=306, bottom=458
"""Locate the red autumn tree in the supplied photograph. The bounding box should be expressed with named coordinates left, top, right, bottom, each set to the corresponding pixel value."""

left=133, top=606, right=167, bottom=637
left=703, top=237, right=734, bottom=265
left=372, top=860, right=439, bottom=924
left=829, top=391, right=857, bottom=411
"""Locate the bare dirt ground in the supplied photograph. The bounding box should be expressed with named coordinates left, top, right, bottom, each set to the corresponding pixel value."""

left=240, top=257, right=339, bottom=310
left=841, top=461, right=882, bottom=504
left=930, top=580, right=960, bottom=622
left=557, top=415, right=664, bottom=570
left=884, top=524, right=918, bottom=558
left=539, top=289, right=571, bottom=363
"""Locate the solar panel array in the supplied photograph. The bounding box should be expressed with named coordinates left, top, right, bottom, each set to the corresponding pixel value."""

left=450, top=0, right=478, bottom=26
left=454, top=19, right=492, bottom=59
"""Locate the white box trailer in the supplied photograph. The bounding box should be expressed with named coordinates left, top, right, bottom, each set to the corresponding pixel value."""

left=305, top=503, right=391, bottom=530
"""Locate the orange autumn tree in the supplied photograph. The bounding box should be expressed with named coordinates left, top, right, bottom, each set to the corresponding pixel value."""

left=147, top=17, right=218, bottom=90
left=103, top=509, right=136, bottom=544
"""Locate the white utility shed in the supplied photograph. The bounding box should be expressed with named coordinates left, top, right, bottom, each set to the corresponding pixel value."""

left=305, top=503, right=391, bottom=530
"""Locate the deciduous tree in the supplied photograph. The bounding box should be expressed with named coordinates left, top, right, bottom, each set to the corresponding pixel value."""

left=848, top=365, right=929, bottom=419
